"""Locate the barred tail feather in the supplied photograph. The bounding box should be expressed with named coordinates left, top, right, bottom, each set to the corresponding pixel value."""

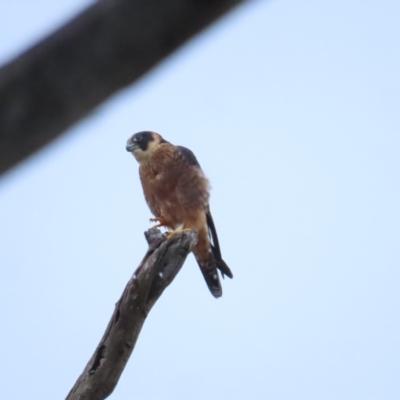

left=195, top=256, right=223, bottom=298
left=193, top=212, right=232, bottom=297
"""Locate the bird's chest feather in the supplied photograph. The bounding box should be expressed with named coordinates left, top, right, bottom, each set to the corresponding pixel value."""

left=139, top=150, right=182, bottom=213
left=140, top=164, right=177, bottom=197
left=138, top=146, right=208, bottom=228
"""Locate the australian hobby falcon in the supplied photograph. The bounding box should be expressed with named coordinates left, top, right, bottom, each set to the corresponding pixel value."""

left=126, top=131, right=233, bottom=298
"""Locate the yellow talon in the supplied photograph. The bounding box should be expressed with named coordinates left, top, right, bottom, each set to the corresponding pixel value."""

left=166, top=228, right=192, bottom=239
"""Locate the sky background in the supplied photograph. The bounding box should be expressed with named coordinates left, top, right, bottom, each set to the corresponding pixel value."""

left=1, top=0, right=400, bottom=399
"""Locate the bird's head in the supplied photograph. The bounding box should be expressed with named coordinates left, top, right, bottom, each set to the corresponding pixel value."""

left=126, top=131, right=167, bottom=163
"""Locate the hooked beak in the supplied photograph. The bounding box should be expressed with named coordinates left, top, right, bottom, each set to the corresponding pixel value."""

left=126, top=141, right=137, bottom=152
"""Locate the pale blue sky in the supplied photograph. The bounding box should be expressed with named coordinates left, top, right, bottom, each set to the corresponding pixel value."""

left=1, top=1, right=400, bottom=399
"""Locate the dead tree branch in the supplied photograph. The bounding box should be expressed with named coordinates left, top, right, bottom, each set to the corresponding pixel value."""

left=65, top=228, right=198, bottom=400
left=0, top=0, right=246, bottom=176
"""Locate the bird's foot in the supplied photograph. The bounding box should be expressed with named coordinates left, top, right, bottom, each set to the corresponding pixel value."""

left=166, top=227, right=192, bottom=240
left=150, top=217, right=168, bottom=228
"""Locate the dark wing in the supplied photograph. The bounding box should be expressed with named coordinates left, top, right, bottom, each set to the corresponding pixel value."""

left=177, top=146, right=200, bottom=167
left=178, top=145, right=233, bottom=283
left=206, top=211, right=233, bottom=279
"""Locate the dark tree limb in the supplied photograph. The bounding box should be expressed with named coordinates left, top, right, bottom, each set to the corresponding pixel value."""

left=0, top=0, right=247, bottom=176
left=65, top=228, right=198, bottom=400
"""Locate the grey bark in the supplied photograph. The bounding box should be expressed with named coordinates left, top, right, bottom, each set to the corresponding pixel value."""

left=0, top=0, right=246, bottom=176
left=65, top=228, right=198, bottom=400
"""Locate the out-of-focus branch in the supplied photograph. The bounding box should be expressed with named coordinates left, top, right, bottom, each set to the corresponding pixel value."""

left=65, top=228, right=198, bottom=400
left=0, top=0, right=246, bottom=176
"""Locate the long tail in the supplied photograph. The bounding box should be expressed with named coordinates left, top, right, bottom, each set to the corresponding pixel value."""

left=206, top=212, right=233, bottom=279
left=193, top=212, right=233, bottom=298
left=195, top=254, right=223, bottom=298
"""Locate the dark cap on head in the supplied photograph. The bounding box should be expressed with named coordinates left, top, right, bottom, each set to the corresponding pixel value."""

left=126, top=131, right=155, bottom=152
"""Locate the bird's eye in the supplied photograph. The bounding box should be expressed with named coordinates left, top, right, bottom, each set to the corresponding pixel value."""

left=133, top=134, right=143, bottom=142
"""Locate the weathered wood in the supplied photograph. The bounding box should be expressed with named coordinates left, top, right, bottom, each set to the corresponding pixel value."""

left=65, top=228, right=198, bottom=400
left=0, top=0, right=247, bottom=176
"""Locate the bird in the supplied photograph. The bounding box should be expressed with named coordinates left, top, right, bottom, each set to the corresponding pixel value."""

left=126, top=131, right=233, bottom=298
